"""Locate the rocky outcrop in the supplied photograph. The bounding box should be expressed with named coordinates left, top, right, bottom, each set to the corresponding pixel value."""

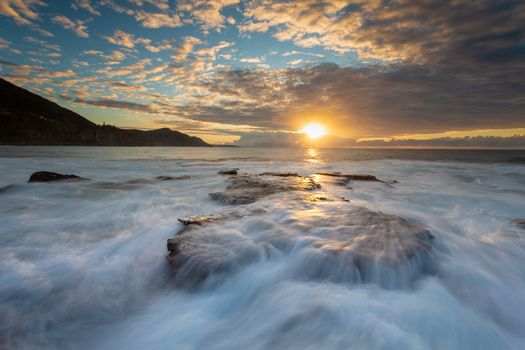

left=218, top=169, right=239, bottom=175
left=167, top=203, right=435, bottom=289
left=210, top=173, right=320, bottom=205
left=28, top=171, right=87, bottom=183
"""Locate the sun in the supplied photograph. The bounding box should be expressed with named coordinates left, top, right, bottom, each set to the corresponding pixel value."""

left=301, top=123, right=327, bottom=139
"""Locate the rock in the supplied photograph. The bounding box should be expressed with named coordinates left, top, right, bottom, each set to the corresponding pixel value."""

left=210, top=174, right=321, bottom=205
left=218, top=169, right=239, bottom=175
left=259, top=172, right=300, bottom=177
left=0, top=184, right=17, bottom=193
left=166, top=224, right=262, bottom=288
left=178, top=214, right=224, bottom=225
left=510, top=219, right=525, bottom=230
left=316, top=172, right=384, bottom=182
left=28, top=171, right=87, bottom=183
left=156, top=175, right=191, bottom=181
left=167, top=200, right=435, bottom=289
left=290, top=205, right=435, bottom=288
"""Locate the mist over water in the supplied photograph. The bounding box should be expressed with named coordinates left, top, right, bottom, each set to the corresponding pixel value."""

left=1, top=147, right=525, bottom=349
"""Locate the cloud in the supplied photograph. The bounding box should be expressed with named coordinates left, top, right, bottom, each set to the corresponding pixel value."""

left=0, top=0, right=45, bottom=25
left=0, top=36, right=10, bottom=49
left=287, top=59, right=302, bottom=65
left=239, top=56, right=264, bottom=63
left=24, top=36, right=61, bottom=51
left=232, top=131, right=525, bottom=149
left=171, top=36, right=202, bottom=62
left=107, top=81, right=147, bottom=92
left=193, top=41, right=234, bottom=59
left=127, top=0, right=169, bottom=11
left=72, top=0, right=100, bottom=16
left=95, top=59, right=151, bottom=77
left=240, top=0, right=525, bottom=64
left=82, top=49, right=125, bottom=61
left=176, top=58, right=525, bottom=137
left=1, top=59, right=76, bottom=84
left=104, top=30, right=150, bottom=48
left=134, top=11, right=182, bottom=28
left=356, top=135, right=525, bottom=149
left=75, top=97, right=155, bottom=112
left=282, top=50, right=324, bottom=58
left=177, top=0, right=239, bottom=31
left=51, top=15, right=89, bottom=38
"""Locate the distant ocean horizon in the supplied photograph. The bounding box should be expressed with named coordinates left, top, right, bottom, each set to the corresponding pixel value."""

left=0, top=145, right=523, bottom=163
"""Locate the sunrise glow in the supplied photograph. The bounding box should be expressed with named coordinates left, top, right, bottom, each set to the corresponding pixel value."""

left=302, top=123, right=327, bottom=139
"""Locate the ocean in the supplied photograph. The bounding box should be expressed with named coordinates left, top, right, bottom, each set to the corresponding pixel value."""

left=0, top=146, right=524, bottom=349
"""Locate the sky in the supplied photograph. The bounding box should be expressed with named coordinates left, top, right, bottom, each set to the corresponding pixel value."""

left=0, top=0, right=524, bottom=146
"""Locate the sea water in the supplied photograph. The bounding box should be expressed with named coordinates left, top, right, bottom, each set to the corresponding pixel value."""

left=0, top=146, right=524, bottom=349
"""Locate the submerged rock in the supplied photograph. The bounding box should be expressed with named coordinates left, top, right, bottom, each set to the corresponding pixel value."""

left=167, top=222, right=262, bottom=288
left=156, top=175, right=191, bottom=181
left=0, top=184, right=17, bottom=193
left=218, top=168, right=239, bottom=175
left=510, top=219, right=525, bottom=230
left=210, top=173, right=320, bottom=205
left=28, top=171, right=87, bottom=183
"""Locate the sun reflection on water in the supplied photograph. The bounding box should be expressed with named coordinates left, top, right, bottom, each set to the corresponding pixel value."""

left=305, top=148, right=321, bottom=163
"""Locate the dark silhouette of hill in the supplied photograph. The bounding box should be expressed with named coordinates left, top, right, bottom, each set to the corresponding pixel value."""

left=0, top=78, right=209, bottom=146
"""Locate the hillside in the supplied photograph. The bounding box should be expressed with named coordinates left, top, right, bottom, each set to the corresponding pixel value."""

left=0, top=78, right=209, bottom=146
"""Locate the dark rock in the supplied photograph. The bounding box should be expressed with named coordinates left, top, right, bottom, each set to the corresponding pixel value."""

left=156, top=175, right=191, bottom=181
left=510, top=219, right=525, bottom=229
left=316, top=172, right=383, bottom=182
left=0, top=184, right=17, bottom=193
left=178, top=214, right=225, bottom=226
left=315, top=172, right=393, bottom=187
left=218, top=168, right=239, bottom=175
left=210, top=174, right=320, bottom=205
left=259, top=172, right=300, bottom=177
left=28, top=171, right=87, bottom=183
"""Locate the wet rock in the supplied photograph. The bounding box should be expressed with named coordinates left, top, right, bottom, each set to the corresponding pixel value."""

left=28, top=171, right=87, bottom=183
left=259, top=172, right=300, bottom=177
left=290, top=205, right=435, bottom=287
left=218, top=168, right=239, bottom=175
left=510, top=219, right=525, bottom=230
left=316, top=172, right=386, bottom=184
left=167, top=200, right=435, bottom=289
left=156, top=175, right=191, bottom=181
left=210, top=174, right=320, bottom=205
left=166, top=224, right=262, bottom=288
left=178, top=214, right=225, bottom=226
